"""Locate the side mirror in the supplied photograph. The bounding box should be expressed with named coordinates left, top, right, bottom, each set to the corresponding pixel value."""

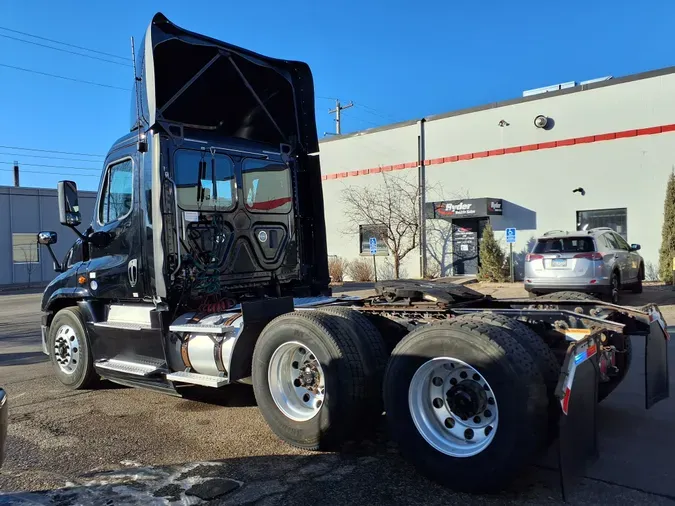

left=37, top=231, right=63, bottom=272
left=630, top=244, right=641, bottom=251
left=57, top=180, right=81, bottom=227
left=37, top=231, right=58, bottom=245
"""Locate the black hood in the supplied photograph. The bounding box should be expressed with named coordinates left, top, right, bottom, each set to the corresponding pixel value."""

left=132, top=12, right=318, bottom=152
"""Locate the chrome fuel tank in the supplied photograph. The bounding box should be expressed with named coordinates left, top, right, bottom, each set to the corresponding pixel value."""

left=167, top=311, right=243, bottom=378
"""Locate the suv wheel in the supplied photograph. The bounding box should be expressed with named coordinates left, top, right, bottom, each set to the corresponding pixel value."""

left=607, top=272, right=620, bottom=304
left=631, top=265, right=644, bottom=294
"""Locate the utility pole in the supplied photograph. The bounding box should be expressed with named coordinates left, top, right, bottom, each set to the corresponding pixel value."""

left=13, top=161, right=19, bottom=187
left=328, top=99, right=353, bottom=135
left=417, top=120, right=427, bottom=278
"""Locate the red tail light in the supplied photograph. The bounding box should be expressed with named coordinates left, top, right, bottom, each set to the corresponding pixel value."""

left=525, top=253, right=543, bottom=262
left=573, top=252, right=603, bottom=260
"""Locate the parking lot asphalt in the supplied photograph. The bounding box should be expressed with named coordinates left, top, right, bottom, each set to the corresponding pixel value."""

left=1, top=288, right=674, bottom=505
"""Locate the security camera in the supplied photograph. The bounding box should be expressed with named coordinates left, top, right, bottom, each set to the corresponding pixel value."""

left=534, top=115, right=548, bottom=128
left=572, top=187, right=586, bottom=196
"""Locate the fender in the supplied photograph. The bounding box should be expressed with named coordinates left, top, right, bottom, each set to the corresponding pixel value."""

left=43, top=287, right=92, bottom=314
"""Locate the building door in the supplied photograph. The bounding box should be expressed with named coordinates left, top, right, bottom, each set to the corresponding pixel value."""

left=451, top=219, right=480, bottom=275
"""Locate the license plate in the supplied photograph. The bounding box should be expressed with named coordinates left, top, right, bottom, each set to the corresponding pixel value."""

left=551, top=259, right=567, bottom=267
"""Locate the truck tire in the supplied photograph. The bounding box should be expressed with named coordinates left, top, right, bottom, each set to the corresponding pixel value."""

left=383, top=319, right=548, bottom=493
left=361, top=313, right=409, bottom=353
left=316, top=306, right=388, bottom=420
left=48, top=306, right=100, bottom=390
left=252, top=311, right=368, bottom=450
left=452, top=313, right=560, bottom=441
left=537, top=291, right=598, bottom=302
left=598, top=334, right=633, bottom=402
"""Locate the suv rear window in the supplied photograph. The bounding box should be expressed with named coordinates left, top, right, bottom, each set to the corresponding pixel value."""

left=533, top=237, right=595, bottom=254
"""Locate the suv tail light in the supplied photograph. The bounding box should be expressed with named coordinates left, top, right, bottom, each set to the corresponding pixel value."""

left=526, top=254, right=544, bottom=262
left=573, top=252, right=604, bottom=260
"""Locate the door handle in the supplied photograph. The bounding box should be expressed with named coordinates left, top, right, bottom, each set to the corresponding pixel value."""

left=128, top=259, right=138, bottom=287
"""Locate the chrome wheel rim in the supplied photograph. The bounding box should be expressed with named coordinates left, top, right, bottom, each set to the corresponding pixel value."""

left=268, top=341, right=325, bottom=422
left=409, top=357, right=498, bottom=457
left=53, top=325, right=80, bottom=375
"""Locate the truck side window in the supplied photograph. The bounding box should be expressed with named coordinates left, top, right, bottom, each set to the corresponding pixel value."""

left=100, top=159, right=133, bottom=224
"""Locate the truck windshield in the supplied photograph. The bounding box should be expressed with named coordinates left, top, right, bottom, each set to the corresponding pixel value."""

left=243, top=158, right=292, bottom=213
left=174, top=149, right=235, bottom=210
left=533, top=237, right=595, bottom=254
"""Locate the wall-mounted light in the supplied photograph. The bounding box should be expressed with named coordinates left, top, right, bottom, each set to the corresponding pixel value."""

left=534, top=115, right=549, bottom=128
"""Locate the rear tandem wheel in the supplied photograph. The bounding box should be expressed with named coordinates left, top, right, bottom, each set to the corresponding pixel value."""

left=383, top=319, right=548, bottom=493
left=536, top=291, right=632, bottom=402
left=452, top=312, right=561, bottom=441
left=251, top=311, right=372, bottom=450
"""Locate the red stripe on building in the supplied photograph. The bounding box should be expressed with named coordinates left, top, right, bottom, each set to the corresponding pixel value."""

left=637, top=126, right=661, bottom=136
left=616, top=129, right=637, bottom=138
left=575, top=135, right=595, bottom=144
left=321, top=123, right=675, bottom=181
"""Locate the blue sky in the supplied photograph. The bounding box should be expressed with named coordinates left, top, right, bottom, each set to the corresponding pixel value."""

left=0, top=0, right=672, bottom=191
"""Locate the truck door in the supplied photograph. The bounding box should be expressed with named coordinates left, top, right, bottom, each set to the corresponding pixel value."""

left=87, top=150, right=144, bottom=300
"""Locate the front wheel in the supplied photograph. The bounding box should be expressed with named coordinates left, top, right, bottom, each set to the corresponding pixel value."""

left=631, top=266, right=644, bottom=294
left=48, top=306, right=100, bottom=390
left=383, top=319, right=548, bottom=493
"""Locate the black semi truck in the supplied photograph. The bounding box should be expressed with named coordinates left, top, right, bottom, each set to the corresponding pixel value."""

left=37, top=12, right=670, bottom=497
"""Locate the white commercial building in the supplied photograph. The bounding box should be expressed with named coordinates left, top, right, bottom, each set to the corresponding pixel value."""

left=318, top=66, right=675, bottom=280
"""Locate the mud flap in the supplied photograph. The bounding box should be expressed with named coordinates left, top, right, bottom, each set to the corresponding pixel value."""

left=645, top=308, right=670, bottom=409
left=228, top=297, right=295, bottom=381
left=555, top=335, right=601, bottom=502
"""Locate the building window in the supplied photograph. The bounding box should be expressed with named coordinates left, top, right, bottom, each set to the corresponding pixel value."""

left=13, top=233, right=39, bottom=263
left=99, top=159, right=133, bottom=224
left=576, top=208, right=627, bottom=240
left=359, top=224, right=388, bottom=255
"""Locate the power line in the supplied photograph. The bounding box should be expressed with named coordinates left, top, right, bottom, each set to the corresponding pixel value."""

left=0, top=168, right=99, bottom=177
left=0, top=152, right=102, bottom=163
left=0, top=145, right=105, bottom=157
left=0, top=33, right=131, bottom=67
left=0, top=62, right=129, bottom=91
left=354, top=103, right=398, bottom=123
left=350, top=115, right=381, bottom=128
left=0, top=152, right=103, bottom=162
left=0, top=25, right=128, bottom=60
left=0, top=161, right=100, bottom=172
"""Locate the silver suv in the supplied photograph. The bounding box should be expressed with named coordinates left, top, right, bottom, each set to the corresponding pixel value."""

left=524, top=228, right=644, bottom=303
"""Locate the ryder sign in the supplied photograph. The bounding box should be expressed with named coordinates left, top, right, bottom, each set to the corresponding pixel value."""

left=430, top=198, right=504, bottom=219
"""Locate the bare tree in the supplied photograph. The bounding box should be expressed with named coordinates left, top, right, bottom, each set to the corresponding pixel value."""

left=341, top=173, right=420, bottom=279
left=20, top=244, right=38, bottom=286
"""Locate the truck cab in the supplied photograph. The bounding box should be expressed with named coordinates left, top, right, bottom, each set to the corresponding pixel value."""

left=37, top=12, right=330, bottom=391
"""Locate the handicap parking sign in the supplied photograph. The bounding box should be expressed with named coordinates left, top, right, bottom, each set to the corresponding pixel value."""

left=369, top=237, right=378, bottom=255
left=506, top=228, right=517, bottom=244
